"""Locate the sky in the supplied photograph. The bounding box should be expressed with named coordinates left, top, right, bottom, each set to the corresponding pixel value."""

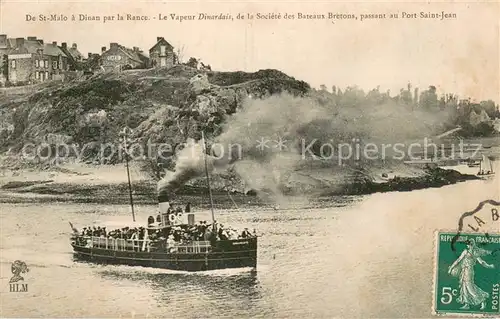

left=0, top=0, right=499, bottom=103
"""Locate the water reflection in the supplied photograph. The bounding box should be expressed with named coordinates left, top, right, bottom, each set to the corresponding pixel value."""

left=99, top=268, right=263, bottom=314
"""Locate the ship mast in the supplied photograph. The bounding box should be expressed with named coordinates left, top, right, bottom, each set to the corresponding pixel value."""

left=201, top=131, right=216, bottom=227
left=121, top=127, right=136, bottom=222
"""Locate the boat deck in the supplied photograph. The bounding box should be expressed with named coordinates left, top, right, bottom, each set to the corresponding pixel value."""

left=71, top=235, right=258, bottom=271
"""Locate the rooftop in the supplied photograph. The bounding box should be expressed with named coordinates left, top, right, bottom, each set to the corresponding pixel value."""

left=43, top=42, right=67, bottom=57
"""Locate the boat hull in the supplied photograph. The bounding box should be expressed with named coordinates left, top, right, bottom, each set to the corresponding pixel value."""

left=71, top=238, right=257, bottom=271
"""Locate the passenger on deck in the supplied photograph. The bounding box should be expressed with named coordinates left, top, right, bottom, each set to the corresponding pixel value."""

left=167, top=204, right=175, bottom=214
left=203, top=227, right=213, bottom=241
left=201, top=221, right=208, bottom=232
left=148, top=216, right=155, bottom=225
left=166, top=235, right=177, bottom=253
left=218, top=225, right=228, bottom=240
left=226, top=228, right=237, bottom=240
left=173, top=228, right=182, bottom=242
left=240, top=228, right=251, bottom=239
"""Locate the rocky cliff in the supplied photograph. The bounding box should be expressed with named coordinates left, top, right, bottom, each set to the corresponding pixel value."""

left=0, top=65, right=309, bottom=155
left=0, top=66, right=479, bottom=200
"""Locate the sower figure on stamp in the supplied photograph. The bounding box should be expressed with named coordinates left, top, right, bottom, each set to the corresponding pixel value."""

left=448, top=239, right=495, bottom=310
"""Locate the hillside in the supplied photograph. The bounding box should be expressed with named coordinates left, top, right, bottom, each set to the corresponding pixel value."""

left=0, top=66, right=312, bottom=193
left=1, top=65, right=308, bottom=149
left=0, top=66, right=482, bottom=202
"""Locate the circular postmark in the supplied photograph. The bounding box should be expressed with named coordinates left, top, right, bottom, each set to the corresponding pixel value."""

left=451, top=199, right=500, bottom=255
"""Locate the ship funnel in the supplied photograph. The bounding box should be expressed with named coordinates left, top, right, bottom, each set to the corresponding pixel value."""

left=157, top=189, right=170, bottom=213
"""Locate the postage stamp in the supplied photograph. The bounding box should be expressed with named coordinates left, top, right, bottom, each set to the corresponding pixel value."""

left=433, top=232, right=500, bottom=316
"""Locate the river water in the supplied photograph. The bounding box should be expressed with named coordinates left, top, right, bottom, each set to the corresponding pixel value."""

left=0, top=176, right=498, bottom=318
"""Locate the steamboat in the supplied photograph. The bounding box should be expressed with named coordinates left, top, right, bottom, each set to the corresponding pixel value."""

left=70, top=132, right=258, bottom=271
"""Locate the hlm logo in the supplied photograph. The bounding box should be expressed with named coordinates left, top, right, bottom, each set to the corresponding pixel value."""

left=9, top=260, right=29, bottom=293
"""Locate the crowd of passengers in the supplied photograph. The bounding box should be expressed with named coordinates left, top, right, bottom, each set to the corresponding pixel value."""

left=79, top=221, right=256, bottom=245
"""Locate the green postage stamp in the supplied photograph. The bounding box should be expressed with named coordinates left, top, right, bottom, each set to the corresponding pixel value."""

left=434, top=232, right=500, bottom=316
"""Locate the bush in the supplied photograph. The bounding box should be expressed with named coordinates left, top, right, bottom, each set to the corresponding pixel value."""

left=460, top=122, right=496, bottom=137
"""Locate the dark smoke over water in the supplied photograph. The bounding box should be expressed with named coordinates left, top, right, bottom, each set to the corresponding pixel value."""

left=158, top=92, right=452, bottom=203
left=156, top=138, right=233, bottom=200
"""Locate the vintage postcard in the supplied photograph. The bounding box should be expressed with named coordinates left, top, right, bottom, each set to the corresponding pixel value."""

left=0, top=0, right=498, bottom=318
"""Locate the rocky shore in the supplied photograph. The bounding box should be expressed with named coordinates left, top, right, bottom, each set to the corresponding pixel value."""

left=325, top=167, right=480, bottom=196
left=0, top=166, right=479, bottom=207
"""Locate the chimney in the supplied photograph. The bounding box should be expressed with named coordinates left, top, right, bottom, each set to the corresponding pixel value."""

left=15, top=37, right=25, bottom=47
left=110, top=42, right=118, bottom=50
left=157, top=188, right=170, bottom=215
left=72, top=43, right=77, bottom=49
left=101, top=46, right=106, bottom=53
left=52, top=41, right=57, bottom=46
left=0, top=34, right=6, bottom=44
left=61, top=42, right=67, bottom=49
left=158, top=189, right=170, bottom=225
left=156, top=36, right=164, bottom=42
left=27, top=36, right=37, bottom=41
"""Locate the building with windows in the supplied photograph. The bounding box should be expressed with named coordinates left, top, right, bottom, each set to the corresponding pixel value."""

left=59, top=42, right=84, bottom=71
left=40, top=41, right=70, bottom=81
left=0, top=36, right=12, bottom=85
left=100, top=42, right=149, bottom=72
left=149, top=37, right=177, bottom=68
left=2, top=36, right=69, bottom=85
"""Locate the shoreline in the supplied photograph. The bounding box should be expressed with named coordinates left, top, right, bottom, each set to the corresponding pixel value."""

left=0, top=166, right=480, bottom=207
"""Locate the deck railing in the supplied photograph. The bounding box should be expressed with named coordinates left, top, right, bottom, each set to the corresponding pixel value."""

left=170, top=241, right=211, bottom=254
left=73, top=236, right=152, bottom=252
left=73, top=235, right=212, bottom=254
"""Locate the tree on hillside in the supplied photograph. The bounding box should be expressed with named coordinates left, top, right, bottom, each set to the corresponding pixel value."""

left=419, top=85, right=438, bottom=109
left=186, top=57, right=199, bottom=69
left=365, top=86, right=390, bottom=105
left=175, top=45, right=185, bottom=64
left=339, top=86, right=365, bottom=107
left=199, top=61, right=212, bottom=71
left=398, top=83, right=413, bottom=105
left=479, top=100, right=496, bottom=118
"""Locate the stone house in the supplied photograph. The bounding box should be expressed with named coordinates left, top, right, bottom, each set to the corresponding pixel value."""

left=100, top=42, right=149, bottom=72
left=2, top=36, right=69, bottom=85
left=0, top=34, right=16, bottom=85
left=149, top=37, right=177, bottom=68
left=41, top=41, right=70, bottom=81
left=59, top=42, right=84, bottom=71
